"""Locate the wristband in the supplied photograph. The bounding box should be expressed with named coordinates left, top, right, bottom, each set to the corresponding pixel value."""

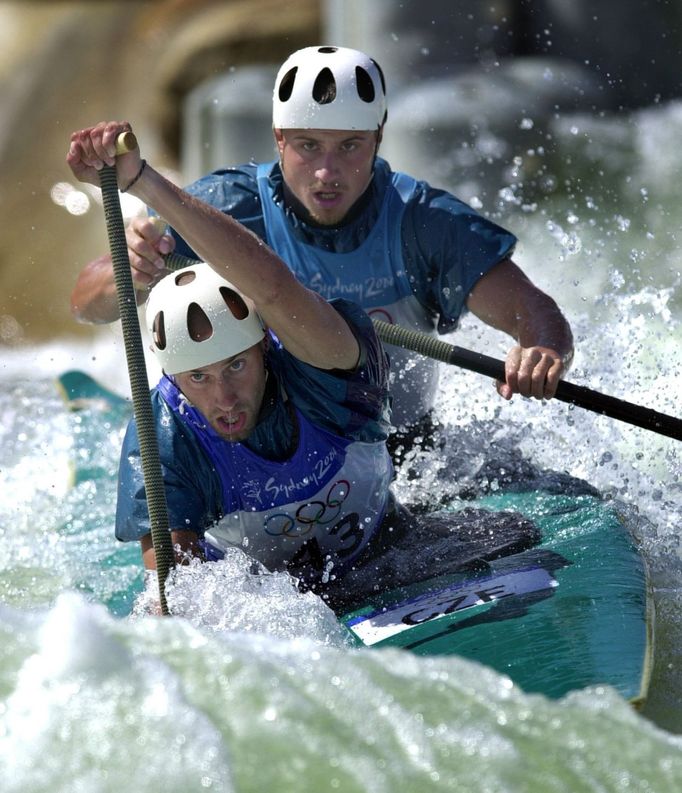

left=121, top=159, right=147, bottom=193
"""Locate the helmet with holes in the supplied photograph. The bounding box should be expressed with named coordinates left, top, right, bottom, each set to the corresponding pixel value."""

left=273, top=45, right=387, bottom=131
left=145, top=263, right=265, bottom=374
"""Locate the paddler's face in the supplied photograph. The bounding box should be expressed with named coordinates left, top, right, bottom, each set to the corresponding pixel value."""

left=175, top=342, right=267, bottom=442
left=275, top=127, right=380, bottom=226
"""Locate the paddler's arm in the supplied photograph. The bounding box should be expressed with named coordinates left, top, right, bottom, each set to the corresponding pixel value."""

left=70, top=217, right=174, bottom=324
left=67, top=121, right=360, bottom=371
left=466, top=257, right=574, bottom=400
left=140, top=530, right=202, bottom=570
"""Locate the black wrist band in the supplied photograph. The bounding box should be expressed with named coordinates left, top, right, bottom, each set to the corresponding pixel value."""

left=121, top=159, right=147, bottom=193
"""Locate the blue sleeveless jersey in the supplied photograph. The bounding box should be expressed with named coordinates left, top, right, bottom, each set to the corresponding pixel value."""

left=115, top=300, right=394, bottom=584
left=156, top=375, right=392, bottom=583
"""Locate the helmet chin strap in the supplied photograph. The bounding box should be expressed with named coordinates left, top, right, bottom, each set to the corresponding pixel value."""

left=370, top=125, right=383, bottom=173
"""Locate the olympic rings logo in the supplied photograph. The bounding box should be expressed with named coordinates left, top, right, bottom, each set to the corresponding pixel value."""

left=264, top=479, right=351, bottom=537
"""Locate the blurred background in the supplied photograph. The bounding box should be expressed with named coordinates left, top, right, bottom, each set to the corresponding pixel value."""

left=2, top=0, right=682, bottom=346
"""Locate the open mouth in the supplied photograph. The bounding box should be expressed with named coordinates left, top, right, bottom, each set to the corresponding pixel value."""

left=216, top=412, right=246, bottom=436
left=314, top=190, right=341, bottom=203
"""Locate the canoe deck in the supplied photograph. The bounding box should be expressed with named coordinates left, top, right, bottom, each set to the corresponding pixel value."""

left=341, top=490, right=654, bottom=706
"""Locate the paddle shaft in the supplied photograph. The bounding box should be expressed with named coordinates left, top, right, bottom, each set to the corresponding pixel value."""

left=100, top=131, right=174, bottom=614
left=373, top=320, right=682, bottom=441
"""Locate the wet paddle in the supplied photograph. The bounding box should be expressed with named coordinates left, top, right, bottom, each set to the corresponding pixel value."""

left=373, top=320, right=682, bottom=441
left=98, top=130, right=175, bottom=614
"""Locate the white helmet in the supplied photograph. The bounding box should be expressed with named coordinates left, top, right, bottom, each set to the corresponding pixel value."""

left=145, top=263, right=265, bottom=375
left=273, top=45, right=387, bottom=131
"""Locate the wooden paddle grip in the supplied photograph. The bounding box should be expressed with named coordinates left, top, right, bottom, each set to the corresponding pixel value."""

left=115, top=131, right=138, bottom=155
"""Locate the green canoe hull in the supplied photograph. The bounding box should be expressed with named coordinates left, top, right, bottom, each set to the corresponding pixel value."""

left=340, top=490, right=653, bottom=706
